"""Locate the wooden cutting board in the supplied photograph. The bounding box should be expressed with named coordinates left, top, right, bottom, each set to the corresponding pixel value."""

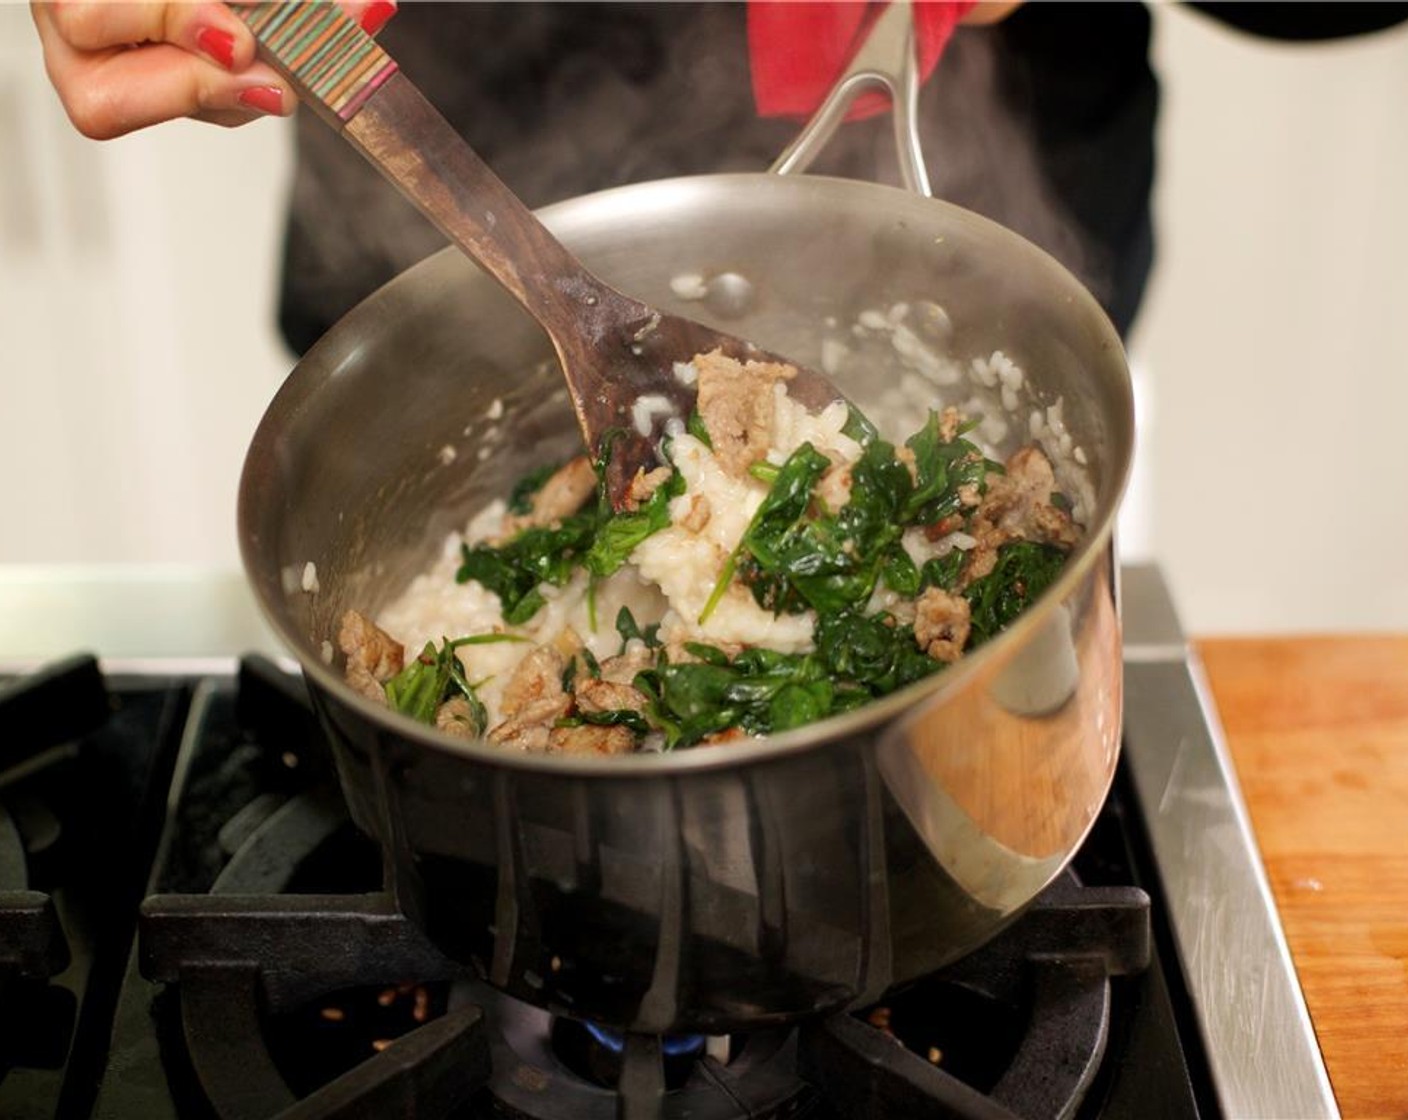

left=1197, top=637, right=1408, bottom=1120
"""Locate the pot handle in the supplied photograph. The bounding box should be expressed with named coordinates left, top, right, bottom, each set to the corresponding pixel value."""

left=768, top=0, right=933, bottom=198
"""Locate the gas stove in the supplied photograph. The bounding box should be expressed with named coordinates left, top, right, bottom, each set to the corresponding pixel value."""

left=0, top=566, right=1337, bottom=1119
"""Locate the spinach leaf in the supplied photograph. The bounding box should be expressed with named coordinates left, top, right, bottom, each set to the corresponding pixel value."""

left=814, top=610, right=939, bottom=695
left=686, top=409, right=713, bottom=449
left=458, top=454, right=682, bottom=622
left=769, top=680, right=834, bottom=733
left=699, top=442, right=832, bottom=624
left=384, top=638, right=488, bottom=735
left=881, top=544, right=921, bottom=597
left=615, top=605, right=661, bottom=651
left=454, top=632, right=529, bottom=646
left=683, top=641, right=732, bottom=666
left=919, top=551, right=966, bottom=593
left=559, top=708, right=653, bottom=736
left=457, top=514, right=596, bottom=624
left=841, top=403, right=880, bottom=447
left=740, top=443, right=833, bottom=570
left=736, top=439, right=910, bottom=617
left=649, top=661, right=744, bottom=747
left=902, top=410, right=993, bottom=525
left=963, top=540, right=1069, bottom=646
left=636, top=632, right=904, bottom=749
left=585, top=471, right=683, bottom=578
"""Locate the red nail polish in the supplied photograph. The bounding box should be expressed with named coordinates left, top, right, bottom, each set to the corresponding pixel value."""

left=195, top=26, right=235, bottom=70
left=238, top=86, right=285, bottom=116
left=360, top=1, right=396, bottom=36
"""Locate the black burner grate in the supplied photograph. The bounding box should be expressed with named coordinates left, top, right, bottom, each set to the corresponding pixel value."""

left=801, top=880, right=1150, bottom=1120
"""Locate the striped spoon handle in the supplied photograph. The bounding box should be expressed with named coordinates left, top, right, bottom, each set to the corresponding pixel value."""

left=234, top=2, right=398, bottom=130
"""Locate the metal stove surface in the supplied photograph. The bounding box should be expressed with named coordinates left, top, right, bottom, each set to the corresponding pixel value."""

left=0, top=565, right=1336, bottom=1119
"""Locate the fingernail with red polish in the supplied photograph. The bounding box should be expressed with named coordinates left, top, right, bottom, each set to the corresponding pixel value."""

left=238, top=86, right=285, bottom=116
left=196, top=26, right=235, bottom=70
left=360, top=1, right=396, bottom=35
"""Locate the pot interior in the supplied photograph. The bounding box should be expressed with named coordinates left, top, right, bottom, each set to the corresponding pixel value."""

left=239, top=173, right=1133, bottom=745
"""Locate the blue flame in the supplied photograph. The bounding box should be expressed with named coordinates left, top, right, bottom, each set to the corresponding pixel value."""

left=584, top=1022, right=706, bottom=1058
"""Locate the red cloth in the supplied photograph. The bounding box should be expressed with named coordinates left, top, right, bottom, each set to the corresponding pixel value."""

left=747, top=1, right=974, bottom=120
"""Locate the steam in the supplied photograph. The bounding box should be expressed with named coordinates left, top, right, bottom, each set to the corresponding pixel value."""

left=277, top=5, right=1104, bottom=350
left=912, top=28, right=1103, bottom=302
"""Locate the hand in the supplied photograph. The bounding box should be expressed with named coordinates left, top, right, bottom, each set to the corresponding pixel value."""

left=961, top=2, right=1024, bottom=25
left=31, top=1, right=396, bottom=140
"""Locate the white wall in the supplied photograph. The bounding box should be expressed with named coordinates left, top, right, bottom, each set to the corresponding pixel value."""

left=3, top=4, right=1407, bottom=634
left=1134, top=6, right=1408, bottom=631
left=0, top=5, right=293, bottom=566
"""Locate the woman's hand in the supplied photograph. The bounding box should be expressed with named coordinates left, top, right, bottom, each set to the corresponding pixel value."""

left=31, top=1, right=396, bottom=140
left=961, top=2, right=1024, bottom=25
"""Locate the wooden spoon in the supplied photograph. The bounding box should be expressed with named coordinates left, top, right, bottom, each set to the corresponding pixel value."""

left=236, top=2, right=839, bottom=508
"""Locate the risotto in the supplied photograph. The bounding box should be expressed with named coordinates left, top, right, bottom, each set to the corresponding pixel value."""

left=337, top=350, right=1081, bottom=754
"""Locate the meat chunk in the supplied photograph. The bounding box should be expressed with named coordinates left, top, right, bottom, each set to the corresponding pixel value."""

left=547, top=724, right=637, bottom=756
left=435, top=697, right=480, bottom=739
left=599, top=646, right=655, bottom=684
left=487, top=715, right=554, bottom=752
left=923, top=514, right=965, bottom=541
left=1030, top=502, right=1080, bottom=549
left=694, top=350, right=796, bottom=477
left=339, top=610, right=404, bottom=680
left=914, top=588, right=971, bottom=663
left=487, top=691, right=573, bottom=752
left=979, top=447, right=1072, bottom=540
left=345, top=664, right=389, bottom=706
left=500, top=647, right=567, bottom=717
left=338, top=610, right=405, bottom=706
left=501, top=456, right=596, bottom=538
left=962, top=445, right=1077, bottom=586
left=488, top=647, right=572, bottom=752
left=574, top=677, right=648, bottom=716
left=624, top=466, right=673, bottom=511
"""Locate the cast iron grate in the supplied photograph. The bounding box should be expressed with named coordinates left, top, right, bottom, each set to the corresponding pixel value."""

left=0, top=654, right=112, bottom=1077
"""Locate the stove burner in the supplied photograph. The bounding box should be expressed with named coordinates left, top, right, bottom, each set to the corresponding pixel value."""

left=476, top=982, right=815, bottom=1120
left=558, top=1019, right=710, bottom=1094
left=582, top=1023, right=706, bottom=1059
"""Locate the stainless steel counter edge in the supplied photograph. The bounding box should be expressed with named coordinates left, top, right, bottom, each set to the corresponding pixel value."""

left=1121, top=564, right=1339, bottom=1119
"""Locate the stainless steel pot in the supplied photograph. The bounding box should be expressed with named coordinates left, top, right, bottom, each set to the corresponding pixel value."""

left=238, top=5, right=1133, bottom=1034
